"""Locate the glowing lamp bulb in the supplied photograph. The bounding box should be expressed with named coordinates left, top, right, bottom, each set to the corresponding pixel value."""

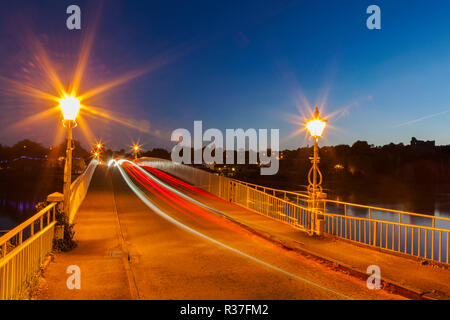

left=306, top=107, right=327, bottom=138
left=59, top=96, right=81, bottom=121
left=134, top=146, right=139, bottom=151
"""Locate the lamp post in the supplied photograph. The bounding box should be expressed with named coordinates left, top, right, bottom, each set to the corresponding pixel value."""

left=133, top=145, right=140, bottom=160
left=306, top=106, right=327, bottom=235
left=59, top=96, right=81, bottom=218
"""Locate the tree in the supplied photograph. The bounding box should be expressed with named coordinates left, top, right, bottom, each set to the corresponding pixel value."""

left=10, top=139, right=48, bottom=159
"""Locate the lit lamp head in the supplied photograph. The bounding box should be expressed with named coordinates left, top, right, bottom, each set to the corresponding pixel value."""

left=306, top=106, right=327, bottom=138
left=134, top=145, right=139, bottom=152
left=59, top=95, right=81, bottom=125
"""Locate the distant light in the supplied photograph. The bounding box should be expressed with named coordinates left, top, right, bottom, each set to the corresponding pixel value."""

left=59, top=96, right=81, bottom=121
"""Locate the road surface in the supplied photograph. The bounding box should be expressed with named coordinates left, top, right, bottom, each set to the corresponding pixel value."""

left=35, top=163, right=404, bottom=300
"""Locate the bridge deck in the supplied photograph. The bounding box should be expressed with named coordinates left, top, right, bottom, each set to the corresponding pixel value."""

left=34, top=166, right=449, bottom=299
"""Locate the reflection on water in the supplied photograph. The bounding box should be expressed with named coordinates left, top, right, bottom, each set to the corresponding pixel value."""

left=0, top=197, right=38, bottom=231
left=327, top=182, right=450, bottom=219
left=0, top=170, right=63, bottom=231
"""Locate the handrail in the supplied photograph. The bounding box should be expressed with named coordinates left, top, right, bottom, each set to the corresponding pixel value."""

left=233, top=180, right=308, bottom=210
left=231, top=179, right=310, bottom=199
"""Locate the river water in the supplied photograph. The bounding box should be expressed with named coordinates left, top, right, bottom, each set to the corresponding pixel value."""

left=326, top=182, right=450, bottom=220
left=0, top=197, right=38, bottom=231
left=0, top=173, right=63, bottom=231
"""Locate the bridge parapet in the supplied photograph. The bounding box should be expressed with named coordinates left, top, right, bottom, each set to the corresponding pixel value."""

left=0, top=203, right=57, bottom=300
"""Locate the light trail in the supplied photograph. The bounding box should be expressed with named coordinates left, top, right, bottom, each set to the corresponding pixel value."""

left=125, top=163, right=253, bottom=235
left=131, top=160, right=241, bottom=222
left=140, top=165, right=218, bottom=200
left=114, top=159, right=352, bottom=300
left=123, top=164, right=212, bottom=227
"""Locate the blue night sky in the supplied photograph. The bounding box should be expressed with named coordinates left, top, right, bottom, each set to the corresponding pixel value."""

left=0, top=0, right=450, bottom=150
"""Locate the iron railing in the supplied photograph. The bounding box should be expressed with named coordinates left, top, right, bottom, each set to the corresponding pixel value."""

left=0, top=203, right=57, bottom=300
left=229, top=179, right=311, bottom=231
left=322, top=200, right=450, bottom=264
left=230, top=180, right=310, bottom=207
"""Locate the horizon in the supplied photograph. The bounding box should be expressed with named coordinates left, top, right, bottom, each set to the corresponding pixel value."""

left=0, top=135, right=447, bottom=153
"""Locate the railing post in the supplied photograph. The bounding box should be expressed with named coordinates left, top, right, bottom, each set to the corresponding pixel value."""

left=246, top=186, right=249, bottom=207
left=373, top=221, right=378, bottom=246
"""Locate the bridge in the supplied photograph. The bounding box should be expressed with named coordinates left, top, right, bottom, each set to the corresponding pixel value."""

left=1, top=158, right=450, bottom=300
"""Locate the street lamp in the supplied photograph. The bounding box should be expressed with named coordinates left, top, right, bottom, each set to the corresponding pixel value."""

left=133, top=145, right=140, bottom=160
left=59, top=95, right=81, bottom=218
left=306, top=106, right=327, bottom=236
left=93, top=142, right=103, bottom=161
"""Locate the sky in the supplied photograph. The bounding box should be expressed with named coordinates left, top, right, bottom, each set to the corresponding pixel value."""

left=0, top=0, right=450, bottom=150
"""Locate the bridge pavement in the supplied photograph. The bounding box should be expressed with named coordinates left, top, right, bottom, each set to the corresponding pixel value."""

left=35, top=166, right=408, bottom=300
